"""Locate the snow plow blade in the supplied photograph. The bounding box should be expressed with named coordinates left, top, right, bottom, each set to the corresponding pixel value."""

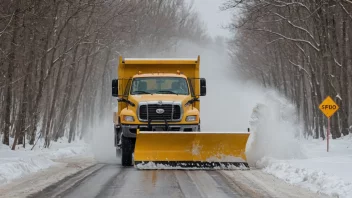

left=134, top=130, right=250, bottom=170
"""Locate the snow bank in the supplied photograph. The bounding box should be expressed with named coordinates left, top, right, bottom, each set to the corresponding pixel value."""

left=0, top=154, right=55, bottom=185
left=257, top=134, right=352, bottom=198
left=259, top=157, right=352, bottom=198
left=0, top=138, right=91, bottom=186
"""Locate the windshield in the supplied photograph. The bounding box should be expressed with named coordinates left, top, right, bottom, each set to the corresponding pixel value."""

left=130, top=77, right=189, bottom=95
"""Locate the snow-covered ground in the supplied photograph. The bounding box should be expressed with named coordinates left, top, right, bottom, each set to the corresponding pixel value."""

left=0, top=137, right=92, bottom=187
left=255, top=135, right=352, bottom=198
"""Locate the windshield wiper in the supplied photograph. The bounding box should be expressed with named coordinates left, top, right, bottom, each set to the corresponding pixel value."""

left=133, top=90, right=152, bottom=94
left=156, top=90, right=178, bottom=95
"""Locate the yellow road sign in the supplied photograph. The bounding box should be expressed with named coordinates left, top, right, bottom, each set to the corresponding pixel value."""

left=319, top=96, right=339, bottom=118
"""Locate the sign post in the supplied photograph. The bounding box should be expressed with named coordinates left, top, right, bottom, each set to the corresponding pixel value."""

left=319, top=96, right=339, bottom=152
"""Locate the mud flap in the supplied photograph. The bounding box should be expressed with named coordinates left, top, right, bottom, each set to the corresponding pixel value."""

left=133, top=130, right=250, bottom=170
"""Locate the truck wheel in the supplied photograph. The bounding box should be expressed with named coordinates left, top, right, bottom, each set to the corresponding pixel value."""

left=121, top=136, right=133, bottom=166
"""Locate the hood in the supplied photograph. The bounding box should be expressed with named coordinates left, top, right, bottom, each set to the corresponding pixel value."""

left=129, top=94, right=190, bottom=104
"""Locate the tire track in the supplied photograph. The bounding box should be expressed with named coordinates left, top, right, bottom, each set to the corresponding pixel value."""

left=174, top=171, right=202, bottom=198
left=207, top=171, right=248, bottom=197
left=27, top=163, right=106, bottom=198
left=94, top=166, right=132, bottom=198
left=185, top=171, right=237, bottom=198
left=221, top=169, right=332, bottom=198
left=219, top=170, right=271, bottom=197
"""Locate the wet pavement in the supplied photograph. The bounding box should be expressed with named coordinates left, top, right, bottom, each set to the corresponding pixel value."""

left=28, top=164, right=330, bottom=198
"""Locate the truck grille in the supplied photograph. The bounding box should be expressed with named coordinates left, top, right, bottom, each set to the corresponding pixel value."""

left=139, top=103, right=182, bottom=121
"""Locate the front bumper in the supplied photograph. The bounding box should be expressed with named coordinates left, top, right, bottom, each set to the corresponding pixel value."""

left=121, top=124, right=200, bottom=138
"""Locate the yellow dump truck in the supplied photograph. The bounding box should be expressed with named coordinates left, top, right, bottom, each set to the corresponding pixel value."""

left=112, top=56, right=250, bottom=169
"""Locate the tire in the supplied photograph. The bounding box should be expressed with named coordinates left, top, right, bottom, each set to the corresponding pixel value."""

left=121, top=136, right=134, bottom=166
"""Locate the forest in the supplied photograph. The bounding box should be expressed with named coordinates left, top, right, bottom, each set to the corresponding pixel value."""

left=224, top=0, right=352, bottom=139
left=0, top=0, right=209, bottom=149
left=2, top=0, right=352, bottom=151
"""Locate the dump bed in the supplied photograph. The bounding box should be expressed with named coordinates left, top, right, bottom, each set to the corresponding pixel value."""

left=116, top=56, right=201, bottom=115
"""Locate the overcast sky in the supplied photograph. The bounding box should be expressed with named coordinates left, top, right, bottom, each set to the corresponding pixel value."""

left=189, top=0, right=233, bottom=39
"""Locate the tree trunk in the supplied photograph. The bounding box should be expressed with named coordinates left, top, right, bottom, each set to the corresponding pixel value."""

left=4, top=3, right=20, bottom=146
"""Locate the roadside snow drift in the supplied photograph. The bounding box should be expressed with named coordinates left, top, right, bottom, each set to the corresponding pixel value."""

left=257, top=135, right=352, bottom=198
left=0, top=138, right=90, bottom=186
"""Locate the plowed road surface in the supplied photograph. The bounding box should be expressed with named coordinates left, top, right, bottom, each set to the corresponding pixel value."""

left=0, top=157, right=330, bottom=198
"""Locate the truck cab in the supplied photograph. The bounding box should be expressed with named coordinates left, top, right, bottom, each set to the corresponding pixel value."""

left=111, top=56, right=206, bottom=165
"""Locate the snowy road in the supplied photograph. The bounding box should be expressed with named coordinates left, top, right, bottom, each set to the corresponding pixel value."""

left=25, top=163, right=329, bottom=198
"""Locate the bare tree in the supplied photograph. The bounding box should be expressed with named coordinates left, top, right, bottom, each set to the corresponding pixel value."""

left=223, top=0, right=352, bottom=138
left=0, top=0, right=209, bottom=149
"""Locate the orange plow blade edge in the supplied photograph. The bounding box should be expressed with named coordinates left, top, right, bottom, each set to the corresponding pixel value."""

left=133, top=130, right=250, bottom=170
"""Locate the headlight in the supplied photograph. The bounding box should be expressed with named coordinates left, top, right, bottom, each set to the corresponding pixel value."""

left=124, top=115, right=134, bottom=122
left=186, top=115, right=197, bottom=122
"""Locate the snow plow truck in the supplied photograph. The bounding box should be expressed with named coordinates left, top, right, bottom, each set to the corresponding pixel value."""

left=112, top=56, right=250, bottom=169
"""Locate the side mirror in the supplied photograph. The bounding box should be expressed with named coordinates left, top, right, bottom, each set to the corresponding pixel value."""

left=200, top=78, right=206, bottom=96
left=112, top=79, right=118, bottom=97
